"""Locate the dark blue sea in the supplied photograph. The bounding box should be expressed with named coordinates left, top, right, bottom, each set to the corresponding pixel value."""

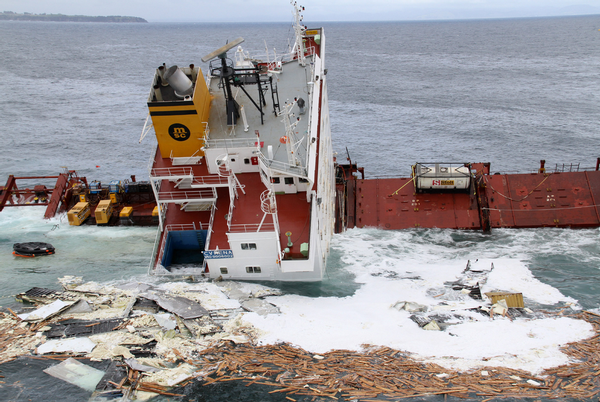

left=0, top=14, right=599, bottom=401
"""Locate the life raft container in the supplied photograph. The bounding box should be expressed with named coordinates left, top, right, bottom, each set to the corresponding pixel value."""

left=12, top=242, right=55, bottom=258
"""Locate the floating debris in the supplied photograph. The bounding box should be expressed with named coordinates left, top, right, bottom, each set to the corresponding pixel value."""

left=142, top=291, right=208, bottom=320
left=1, top=275, right=599, bottom=400
left=37, top=337, right=96, bottom=355
left=44, top=317, right=125, bottom=338
left=392, top=301, right=427, bottom=312
left=486, top=291, right=525, bottom=308
left=17, top=299, right=74, bottom=322
left=43, top=357, right=104, bottom=392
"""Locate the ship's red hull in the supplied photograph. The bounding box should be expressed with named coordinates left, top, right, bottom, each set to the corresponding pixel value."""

left=337, top=161, right=600, bottom=231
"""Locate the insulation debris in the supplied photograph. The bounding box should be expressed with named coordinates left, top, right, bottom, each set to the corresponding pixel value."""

left=183, top=316, right=221, bottom=337
left=392, top=301, right=427, bottom=312
left=18, top=299, right=74, bottom=322
left=141, top=363, right=196, bottom=387
left=125, top=357, right=162, bottom=373
left=241, top=298, right=280, bottom=316
left=152, top=313, right=177, bottom=330
left=37, top=337, right=96, bottom=354
left=142, top=292, right=209, bottom=320
left=58, top=275, right=85, bottom=289
left=65, top=299, right=93, bottom=314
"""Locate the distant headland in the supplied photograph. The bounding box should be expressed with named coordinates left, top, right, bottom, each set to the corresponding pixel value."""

left=0, top=11, right=147, bottom=23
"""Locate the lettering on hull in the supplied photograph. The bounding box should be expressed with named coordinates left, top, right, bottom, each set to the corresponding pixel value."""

left=204, top=250, right=234, bottom=259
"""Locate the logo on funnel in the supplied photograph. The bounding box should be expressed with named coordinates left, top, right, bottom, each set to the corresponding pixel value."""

left=169, top=123, right=190, bottom=141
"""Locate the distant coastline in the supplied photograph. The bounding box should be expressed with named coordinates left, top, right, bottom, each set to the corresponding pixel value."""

left=0, top=11, right=147, bottom=23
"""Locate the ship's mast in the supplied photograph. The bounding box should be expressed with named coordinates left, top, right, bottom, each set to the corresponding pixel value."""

left=291, top=1, right=306, bottom=67
left=279, top=99, right=303, bottom=167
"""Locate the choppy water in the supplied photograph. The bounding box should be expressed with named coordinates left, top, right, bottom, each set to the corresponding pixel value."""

left=1, top=13, right=600, bottom=401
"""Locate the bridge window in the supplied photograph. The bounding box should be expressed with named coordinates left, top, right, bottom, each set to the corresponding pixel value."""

left=246, top=266, right=261, bottom=273
left=241, top=243, right=257, bottom=250
left=244, top=158, right=250, bottom=165
left=220, top=267, right=228, bottom=274
left=284, top=177, right=294, bottom=185
left=271, top=177, right=280, bottom=184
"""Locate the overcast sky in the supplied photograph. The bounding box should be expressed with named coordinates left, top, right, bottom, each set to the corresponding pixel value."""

left=3, top=0, right=600, bottom=22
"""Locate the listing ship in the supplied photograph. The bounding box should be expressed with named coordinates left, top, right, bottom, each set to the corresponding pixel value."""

left=142, top=2, right=335, bottom=280
left=5, top=3, right=600, bottom=281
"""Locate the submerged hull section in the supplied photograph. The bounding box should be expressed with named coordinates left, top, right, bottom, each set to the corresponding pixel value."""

left=146, top=7, right=334, bottom=281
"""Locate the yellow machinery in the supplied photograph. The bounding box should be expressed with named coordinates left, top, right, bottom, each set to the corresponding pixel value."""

left=68, top=202, right=91, bottom=226
left=119, top=206, right=133, bottom=217
left=95, top=199, right=113, bottom=225
left=147, top=65, right=211, bottom=158
left=119, top=206, right=133, bottom=225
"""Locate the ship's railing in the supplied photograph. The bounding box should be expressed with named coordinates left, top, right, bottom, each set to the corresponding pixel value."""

left=252, top=46, right=315, bottom=66
left=204, top=205, right=216, bottom=252
left=298, top=45, right=316, bottom=61
left=166, top=222, right=203, bottom=231
left=170, top=148, right=202, bottom=166
left=258, top=153, right=308, bottom=178
left=192, top=175, right=230, bottom=186
left=204, top=138, right=257, bottom=149
left=554, top=163, right=581, bottom=173
left=157, top=188, right=217, bottom=202
left=229, top=223, right=276, bottom=233
left=150, top=167, right=193, bottom=178
left=226, top=193, right=234, bottom=230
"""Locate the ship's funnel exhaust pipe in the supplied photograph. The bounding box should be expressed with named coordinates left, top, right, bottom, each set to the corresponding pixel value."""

left=163, top=65, right=193, bottom=98
left=153, top=84, right=163, bottom=101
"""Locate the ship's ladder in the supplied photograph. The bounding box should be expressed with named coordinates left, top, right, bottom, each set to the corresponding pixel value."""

left=216, top=154, right=246, bottom=198
left=139, top=113, right=153, bottom=143
left=258, top=190, right=279, bottom=232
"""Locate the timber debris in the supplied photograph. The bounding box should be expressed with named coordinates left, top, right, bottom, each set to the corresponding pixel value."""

left=0, top=276, right=599, bottom=400
left=188, top=312, right=600, bottom=401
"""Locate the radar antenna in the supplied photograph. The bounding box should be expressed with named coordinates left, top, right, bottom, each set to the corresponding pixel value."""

left=202, top=38, right=245, bottom=126
left=201, top=37, right=245, bottom=63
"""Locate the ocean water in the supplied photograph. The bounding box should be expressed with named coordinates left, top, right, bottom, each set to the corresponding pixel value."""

left=1, top=14, right=600, bottom=401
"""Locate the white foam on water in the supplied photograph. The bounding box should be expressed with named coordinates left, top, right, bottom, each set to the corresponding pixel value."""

left=243, top=228, right=594, bottom=374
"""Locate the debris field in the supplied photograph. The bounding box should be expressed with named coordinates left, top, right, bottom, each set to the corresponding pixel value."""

left=0, top=275, right=599, bottom=401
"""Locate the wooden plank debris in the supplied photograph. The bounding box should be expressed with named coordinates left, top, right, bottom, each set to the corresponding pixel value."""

left=1, top=302, right=600, bottom=400
left=187, top=311, right=600, bottom=401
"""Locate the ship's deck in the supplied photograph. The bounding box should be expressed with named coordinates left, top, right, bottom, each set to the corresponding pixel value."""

left=349, top=167, right=600, bottom=230
left=152, top=146, right=311, bottom=257
left=205, top=54, right=314, bottom=168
